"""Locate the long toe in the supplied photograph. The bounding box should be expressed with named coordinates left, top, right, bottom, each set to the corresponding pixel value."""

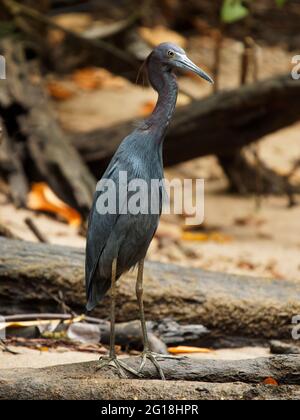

left=95, top=356, right=128, bottom=378
left=118, top=360, right=141, bottom=377
left=138, top=351, right=166, bottom=380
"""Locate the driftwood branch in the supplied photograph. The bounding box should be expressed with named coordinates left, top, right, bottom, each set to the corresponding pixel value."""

left=0, top=356, right=300, bottom=400
left=72, top=74, right=300, bottom=172
left=1, top=238, right=300, bottom=339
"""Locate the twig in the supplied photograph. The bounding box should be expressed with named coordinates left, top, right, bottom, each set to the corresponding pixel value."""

left=3, top=313, right=106, bottom=325
left=38, top=284, right=77, bottom=316
left=24, top=217, right=49, bottom=243
left=240, top=37, right=250, bottom=85
left=211, top=28, right=223, bottom=93
left=0, top=339, right=19, bottom=355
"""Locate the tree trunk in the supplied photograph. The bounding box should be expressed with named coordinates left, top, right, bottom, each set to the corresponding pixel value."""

left=0, top=356, right=300, bottom=399
left=1, top=237, right=300, bottom=339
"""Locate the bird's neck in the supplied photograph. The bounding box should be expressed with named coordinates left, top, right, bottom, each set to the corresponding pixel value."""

left=144, top=62, right=178, bottom=143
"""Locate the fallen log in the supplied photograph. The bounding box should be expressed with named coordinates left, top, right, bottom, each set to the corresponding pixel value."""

left=0, top=38, right=96, bottom=214
left=72, top=74, right=300, bottom=173
left=0, top=356, right=300, bottom=400
left=1, top=237, right=300, bottom=339
left=270, top=340, right=300, bottom=355
left=4, top=316, right=183, bottom=353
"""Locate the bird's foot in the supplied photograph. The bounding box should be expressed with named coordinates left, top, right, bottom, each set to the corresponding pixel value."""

left=138, top=350, right=172, bottom=380
left=96, top=355, right=139, bottom=378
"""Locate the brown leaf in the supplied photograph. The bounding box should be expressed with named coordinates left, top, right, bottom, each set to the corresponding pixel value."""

left=237, top=260, right=256, bottom=270
left=72, top=67, right=127, bottom=90
left=263, top=377, right=279, bottom=386
left=182, top=231, right=232, bottom=243
left=27, top=182, right=82, bottom=226
left=47, top=81, right=74, bottom=101
left=168, top=346, right=211, bottom=354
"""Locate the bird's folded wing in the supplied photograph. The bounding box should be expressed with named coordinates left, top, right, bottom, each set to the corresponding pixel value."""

left=85, top=159, right=121, bottom=298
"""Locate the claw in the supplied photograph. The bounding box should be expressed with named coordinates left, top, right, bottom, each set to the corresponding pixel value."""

left=96, top=355, right=140, bottom=378
left=118, top=359, right=141, bottom=377
left=96, top=356, right=127, bottom=378
left=138, top=351, right=168, bottom=380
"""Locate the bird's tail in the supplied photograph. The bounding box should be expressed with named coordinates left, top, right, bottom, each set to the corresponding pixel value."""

left=86, top=277, right=111, bottom=312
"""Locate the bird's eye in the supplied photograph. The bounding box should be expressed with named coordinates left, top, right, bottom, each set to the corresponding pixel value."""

left=167, top=50, right=175, bottom=58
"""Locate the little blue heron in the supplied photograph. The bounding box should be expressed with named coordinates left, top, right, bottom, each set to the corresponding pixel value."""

left=85, top=42, right=213, bottom=379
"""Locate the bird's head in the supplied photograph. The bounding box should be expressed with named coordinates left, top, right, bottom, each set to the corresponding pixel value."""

left=149, top=42, right=213, bottom=84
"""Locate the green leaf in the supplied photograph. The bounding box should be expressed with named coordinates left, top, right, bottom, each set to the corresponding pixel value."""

left=275, top=0, right=286, bottom=6
left=221, top=0, right=249, bottom=24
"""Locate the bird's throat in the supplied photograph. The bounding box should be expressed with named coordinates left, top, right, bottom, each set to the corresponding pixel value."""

left=144, top=68, right=178, bottom=143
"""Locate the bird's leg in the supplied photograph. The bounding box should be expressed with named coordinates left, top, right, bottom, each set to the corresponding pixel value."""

left=96, top=258, right=138, bottom=378
left=109, top=257, right=117, bottom=358
left=136, top=259, right=171, bottom=380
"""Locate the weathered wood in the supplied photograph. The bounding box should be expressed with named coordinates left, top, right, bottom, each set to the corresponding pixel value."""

left=270, top=340, right=300, bottom=355
left=0, top=117, right=29, bottom=207
left=1, top=237, right=300, bottom=339
left=0, top=356, right=300, bottom=400
left=0, top=39, right=96, bottom=214
left=2, top=313, right=208, bottom=350
left=72, top=74, right=300, bottom=173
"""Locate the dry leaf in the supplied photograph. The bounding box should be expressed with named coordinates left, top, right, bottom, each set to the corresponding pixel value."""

left=138, top=26, right=187, bottom=48
left=72, top=67, right=127, bottom=90
left=38, top=346, right=49, bottom=352
left=237, top=260, right=256, bottom=270
left=182, top=231, right=232, bottom=243
left=47, top=81, right=74, bottom=101
left=168, top=346, right=211, bottom=354
left=2, top=315, right=85, bottom=331
left=27, top=182, right=82, bottom=226
left=263, top=377, right=279, bottom=386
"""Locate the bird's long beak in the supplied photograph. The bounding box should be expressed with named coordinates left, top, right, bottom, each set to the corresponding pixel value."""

left=174, top=54, right=214, bottom=84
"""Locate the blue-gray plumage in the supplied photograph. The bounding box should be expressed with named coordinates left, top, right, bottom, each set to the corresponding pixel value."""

left=85, top=42, right=213, bottom=378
